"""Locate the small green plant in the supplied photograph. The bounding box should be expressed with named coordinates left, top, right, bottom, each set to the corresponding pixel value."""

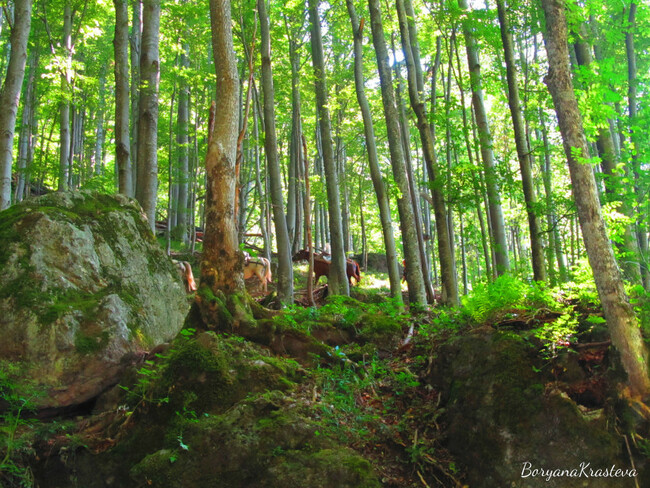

left=462, top=275, right=527, bottom=323
left=0, top=362, right=42, bottom=487
left=532, top=313, right=579, bottom=358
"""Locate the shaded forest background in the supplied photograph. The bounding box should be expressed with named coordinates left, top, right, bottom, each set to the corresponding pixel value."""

left=1, top=0, right=649, bottom=318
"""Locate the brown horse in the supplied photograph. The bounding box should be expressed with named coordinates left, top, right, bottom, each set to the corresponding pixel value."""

left=173, top=260, right=197, bottom=293
left=244, top=257, right=272, bottom=292
left=292, top=249, right=361, bottom=286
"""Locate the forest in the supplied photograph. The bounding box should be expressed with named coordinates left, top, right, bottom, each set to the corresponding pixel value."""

left=1, top=0, right=650, bottom=486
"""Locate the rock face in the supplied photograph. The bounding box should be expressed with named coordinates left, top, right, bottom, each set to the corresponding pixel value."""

left=0, top=191, right=188, bottom=409
left=427, top=329, right=632, bottom=488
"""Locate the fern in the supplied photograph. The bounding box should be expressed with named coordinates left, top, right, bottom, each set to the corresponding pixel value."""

left=462, top=275, right=527, bottom=323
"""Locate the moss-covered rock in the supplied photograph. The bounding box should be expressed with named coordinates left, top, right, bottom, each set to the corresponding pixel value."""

left=30, top=333, right=377, bottom=488
left=129, top=394, right=379, bottom=488
left=0, top=191, right=188, bottom=409
left=427, top=329, right=633, bottom=487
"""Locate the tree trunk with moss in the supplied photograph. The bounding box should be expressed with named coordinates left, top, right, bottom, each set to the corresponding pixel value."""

left=541, top=0, right=650, bottom=398
left=198, top=0, right=252, bottom=330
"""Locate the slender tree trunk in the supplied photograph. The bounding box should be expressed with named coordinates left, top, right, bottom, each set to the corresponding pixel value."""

left=396, top=0, right=458, bottom=305
left=496, top=0, right=545, bottom=282
left=308, top=0, right=349, bottom=296
left=130, top=0, right=142, bottom=195
left=625, top=2, right=650, bottom=290
left=114, top=0, right=132, bottom=196
left=258, top=0, right=293, bottom=303
left=459, top=0, right=510, bottom=275
left=15, top=50, right=38, bottom=203
left=541, top=0, right=650, bottom=398
left=286, top=30, right=301, bottom=253
left=0, top=0, right=31, bottom=210
left=176, top=43, right=190, bottom=243
left=346, top=0, right=402, bottom=302
left=571, top=24, right=641, bottom=284
left=58, top=1, right=73, bottom=192
left=453, top=33, right=493, bottom=281
left=135, top=0, right=161, bottom=231
left=303, top=135, right=315, bottom=307
left=368, top=0, right=426, bottom=306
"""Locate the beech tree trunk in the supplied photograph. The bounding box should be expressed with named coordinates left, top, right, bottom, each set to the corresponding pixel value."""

left=396, top=0, right=459, bottom=306
left=201, top=0, right=244, bottom=297
left=135, top=0, right=161, bottom=231
left=541, top=0, right=650, bottom=398
left=308, top=0, right=349, bottom=296
left=176, top=44, right=190, bottom=243
left=625, top=2, right=650, bottom=290
left=130, top=0, right=142, bottom=195
left=0, top=0, right=31, bottom=210
left=496, top=0, right=546, bottom=282
left=15, top=50, right=38, bottom=203
left=346, top=0, right=402, bottom=303
left=114, top=0, right=132, bottom=196
left=258, top=0, right=293, bottom=304
left=368, top=0, right=426, bottom=306
left=58, top=1, right=73, bottom=192
left=459, top=0, right=510, bottom=275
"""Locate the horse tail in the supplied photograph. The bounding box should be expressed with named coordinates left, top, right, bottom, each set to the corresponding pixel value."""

left=265, top=258, right=272, bottom=283
left=355, top=262, right=361, bottom=284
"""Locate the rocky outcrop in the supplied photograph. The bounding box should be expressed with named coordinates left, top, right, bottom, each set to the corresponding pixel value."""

left=0, top=191, right=188, bottom=409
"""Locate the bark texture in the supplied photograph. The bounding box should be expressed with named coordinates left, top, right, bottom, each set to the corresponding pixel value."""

left=135, top=0, right=161, bottom=230
left=396, top=0, right=459, bottom=306
left=496, top=0, right=546, bottom=282
left=114, top=0, right=132, bottom=197
left=0, top=0, right=31, bottom=210
left=541, top=0, right=650, bottom=398
left=258, top=0, right=293, bottom=304
left=346, top=0, right=402, bottom=303
left=368, top=0, right=426, bottom=306
left=459, top=0, right=510, bottom=275
left=308, top=0, right=349, bottom=296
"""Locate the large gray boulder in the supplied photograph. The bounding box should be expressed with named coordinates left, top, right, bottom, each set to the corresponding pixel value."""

left=0, top=191, right=189, bottom=409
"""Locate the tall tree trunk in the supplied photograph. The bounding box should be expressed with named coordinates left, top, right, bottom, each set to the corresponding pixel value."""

left=368, top=0, right=426, bottom=306
left=538, top=110, right=568, bottom=282
left=396, top=0, right=458, bottom=306
left=0, top=0, right=31, bottom=210
left=572, top=23, right=641, bottom=284
left=200, top=0, right=251, bottom=328
left=286, top=29, right=301, bottom=253
left=176, top=43, right=190, bottom=243
left=15, top=49, right=38, bottom=203
left=135, top=0, right=161, bottom=231
left=625, top=2, right=650, bottom=290
left=459, top=0, right=510, bottom=275
left=308, top=0, right=349, bottom=296
left=303, top=135, right=315, bottom=307
left=541, top=0, right=650, bottom=398
left=346, top=0, right=402, bottom=302
left=130, top=0, right=142, bottom=195
left=496, top=0, right=546, bottom=282
left=452, top=33, right=493, bottom=281
left=114, top=0, right=132, bottom=196
left=58, top=1, right=73, bottom=192
left=258, top=0, right=293, bottom=304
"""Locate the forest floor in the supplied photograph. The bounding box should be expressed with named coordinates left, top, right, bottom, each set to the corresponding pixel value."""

left=4, top=254, right=650, bottom=487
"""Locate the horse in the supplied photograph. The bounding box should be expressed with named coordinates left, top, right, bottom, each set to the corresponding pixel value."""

left=172, top=260, right=197, bottom=293
left=292, top=249, right=361, bottom=286
left=243, top=257, right=272, bottom=292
